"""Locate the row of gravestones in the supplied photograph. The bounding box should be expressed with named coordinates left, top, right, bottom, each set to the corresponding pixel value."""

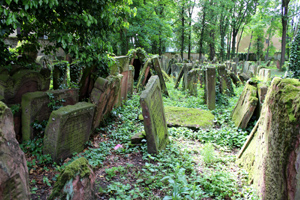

left=0, top=54, right=171, bottom=199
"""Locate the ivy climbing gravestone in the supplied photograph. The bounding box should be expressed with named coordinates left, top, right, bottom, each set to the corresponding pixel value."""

left=140, top=75, right=169, bottom=154
left=43, top=102, right=95, bottom=162
left=0, top=101, right=30, bottom=200
left=237, top=78, right=300, bottom=200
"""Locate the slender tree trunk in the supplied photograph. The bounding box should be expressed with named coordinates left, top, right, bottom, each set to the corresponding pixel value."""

left=246, top=31, right=253, bottom=61
left=209, top=32, right=215, bottom=60
left=188, top=21, right=192, bottom=60
left=181, top=6, right=185, bottom=60
left=280, top=0, right=290, bottom=69
left=199, top=3, right=206, bottom=61
left=227, top=31, right=231, bottom=60
left=231, top=29, right=238, bottom=59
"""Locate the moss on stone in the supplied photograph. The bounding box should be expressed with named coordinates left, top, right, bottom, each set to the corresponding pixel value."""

left=164, top=106, right=214, bottom=129
left=48, top=157, right=91, bottom=200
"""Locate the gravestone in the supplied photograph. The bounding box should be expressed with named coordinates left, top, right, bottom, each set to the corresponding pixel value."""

left=91, top=75, right=122, bottom=129
left=52, top=61, right=68, bottom=89
left=182, top=63, right=193, bottom=90
left=258, top=68, right=271, bottom=82
left=243, top=61, right=252, bottom=73
left=70, top=61, right=83, bottom=83
left=119, top=56, right=130, bottom=102
left=43, top=102, right=95, bottom=162
left=187, top=69, right=200, bottom=96
left=36, top=55, right=52, bottom=69
left=231, top=81, right=258, bottom=129
left=229, top=71, right=240, bottom=87
left=0, top=69, right=50, bottom=105
left=21, top=89, right=79, bottom=141
left=140, top=76, right=168, bottom=154
left=249, top=64, right=257, bottom=76
left=206, top=66, right=216, bottom=110
left=237, top=78, right=300, bottom=199
left=152, top=56, right=169, bottom=96
left=171, top=63, right=182, bottom=81
left=48, top=157, right=95, bottom=200
left=238, top=72, right=250, bottom=84
left=0, top=101, right=30, bottom=200
left=217, top=65, right=227, bottom=94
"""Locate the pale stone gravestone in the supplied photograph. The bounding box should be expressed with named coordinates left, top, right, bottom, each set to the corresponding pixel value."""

left=171, top=63, right=182, bottom=81
left=43, top=102, right=95, bottom=161
left=0, top=101, right=30, bottom=200
left=0, top=69, right=50, bottom=104
left=206, top=66, right=216, bottom=110
left=258, top=68, right=271, bottom=82
left=217, top=65, right=227, bottom=94
left=249, top=64, right=257, bottom=76
left=90, top=75, right=122, bottom=129
left=237, top=78, right=300, bottom=200
left=21, top=89, right=79, bottom=141
left=243, top=61, right=251, bottom=73
left=140, top=75, right=169, bottom=154
left=231, top=81, right=258, bottom=129
left=48, top=157, right=95, bottom=200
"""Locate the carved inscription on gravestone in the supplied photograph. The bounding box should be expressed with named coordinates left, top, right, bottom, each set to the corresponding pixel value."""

left=140, top=75, right=168, bottom=154
left=43, top=102, right=95, bottom=162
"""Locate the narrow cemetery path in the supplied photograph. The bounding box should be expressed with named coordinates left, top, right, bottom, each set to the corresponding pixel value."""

left=24, top=79, right=259, bottom=199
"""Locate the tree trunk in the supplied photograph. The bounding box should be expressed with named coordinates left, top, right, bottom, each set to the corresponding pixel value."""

left=199, top=3, right=206, bottom=61
left=231, top=29, right=238, bottom=60
left=181, top=6, right=185, bottom=60
left=246, top=31, right=253, bottom=61
left=280, top=0, right=290, bottom=69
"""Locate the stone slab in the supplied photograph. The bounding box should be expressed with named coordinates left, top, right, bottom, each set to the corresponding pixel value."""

left=140, top=75, right=168, bottom=154
left=164, top=106, right=214, bottom=129
left=43, top=102, right=95, bottom=162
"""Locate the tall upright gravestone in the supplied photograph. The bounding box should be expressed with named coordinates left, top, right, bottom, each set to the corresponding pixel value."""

left=206, top=66, right=216, bottom=110
left=140, top=76, right=169, bottom=154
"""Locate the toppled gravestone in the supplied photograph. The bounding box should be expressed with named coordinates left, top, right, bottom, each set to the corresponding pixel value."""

left=43, top=102, right=95, bottom=162
left=48, top=157, right=95, bottom=200
left=0, top=101, right=30, bottom=200
left=237, top=78, right=300, bottom=200
left=140, top=75, right=169, bottom=154
left=90, top=75, right=122, bottom=129
left=231, top=81, right=258, bottom=129
left=164, top=106, right=214, bottom=129
left=22, top=89, right=79, bottom=141
left=0, top=69, right=50, bottom=104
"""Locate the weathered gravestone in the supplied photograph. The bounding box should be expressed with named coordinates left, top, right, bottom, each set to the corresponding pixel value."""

left=238, top=72, right=250, bottom=84
left=70, top=61, right=84, bottom=83
left=231, top=81, right=258, bottom=129
left=0, top=69, right=50, bottom=104
left=90, top=75, right=122, bottom=129
left=237, top=78, right=300, bottom=200
left=258, top=68, right=271, bottom=82
left=48, top=157, right=95, bottom=200
left=21, top=89, right=79, bottom=141
left=206, top=66, right=216, bottom=110
left=43, top=102, right=95, bottom=161
left=140, top=75, right=169, bottom=154
left=187, top=69, right=200, bottom=96
left=182, top=63, right=193, bottom=90
left=171, top=63, right=182, bottom=81
left=0, top=101, right=30, bottom=200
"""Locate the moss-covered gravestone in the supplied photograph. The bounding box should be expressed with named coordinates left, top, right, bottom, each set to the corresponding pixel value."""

left=164, top=106, right=214, bottom=129
left=48, top=157, right=95, bottom=200
left=0, top=101, right=30, bottom=200
left=237, top=78, right=300, bottom=200
left=43, top=102, right=95, bottom=162
left=182, top=63, right=193, bottom=91
left=231, top=81, right=258, bottom=129
left=21, top=89, right=79, bottom=141
left=140, top=75, right=168, bottom=154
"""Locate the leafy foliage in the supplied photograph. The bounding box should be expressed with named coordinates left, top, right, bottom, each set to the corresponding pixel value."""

left=287, top=28, right=300, bottom=78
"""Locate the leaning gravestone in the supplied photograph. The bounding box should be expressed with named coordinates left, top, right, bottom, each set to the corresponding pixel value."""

left=0, top=101, right=30, bottom=200
left=140, top=76, right=168, bottom=154
left=43, top=102, right=95, bottom=162
left=237, top=78, right=300, bottom=200
left=21, top=89, right=79, bottom=141
left=231, top=81, right=258, bottom=129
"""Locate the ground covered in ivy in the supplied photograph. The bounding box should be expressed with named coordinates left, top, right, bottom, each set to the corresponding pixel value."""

left=21, top=80, right=260, bottom=200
